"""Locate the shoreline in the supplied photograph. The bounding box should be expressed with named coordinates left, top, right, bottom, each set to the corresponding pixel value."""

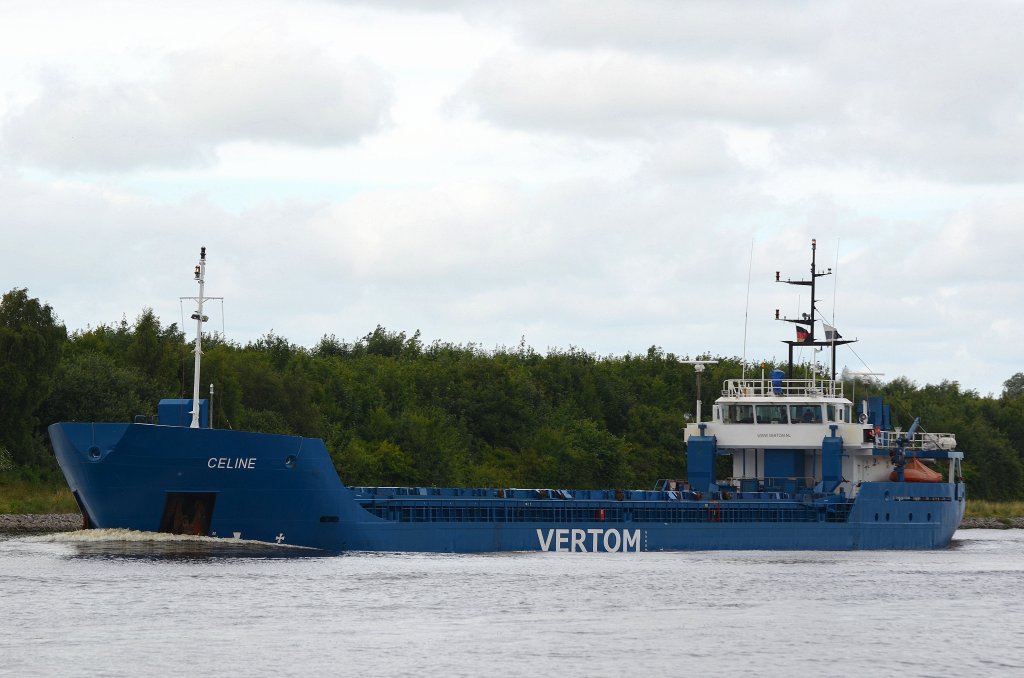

left=0, top=513, right=84, bottom=533
left=959, top=516, right=1024, bottom=529
left=2, top=513, right=1022, bottom=535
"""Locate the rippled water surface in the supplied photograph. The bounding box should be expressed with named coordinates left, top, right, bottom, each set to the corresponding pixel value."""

left=2, top=529, right=1023, bottom=677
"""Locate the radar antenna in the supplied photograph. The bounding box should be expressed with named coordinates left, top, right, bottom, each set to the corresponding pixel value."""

left=682, top=360, right=719, bottom=423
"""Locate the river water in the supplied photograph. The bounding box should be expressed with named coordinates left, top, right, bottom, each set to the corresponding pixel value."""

left=2, top=528, right=1022, bottom=677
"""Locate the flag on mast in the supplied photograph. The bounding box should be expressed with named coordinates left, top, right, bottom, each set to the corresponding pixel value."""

left=796, top=326, right=810, bottom=342
left=823, top=322, right=841, bottom=341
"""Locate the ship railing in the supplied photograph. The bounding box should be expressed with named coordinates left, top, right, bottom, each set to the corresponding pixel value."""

left=361, top=501, right=852, bottom=525
left=874, top=430, right=958, bottom=452
left=727, top=476, right=816, bottom=494
left=722, top=378, right=844, bottom=399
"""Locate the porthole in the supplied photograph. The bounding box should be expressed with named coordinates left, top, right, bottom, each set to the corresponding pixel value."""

left=87, top=446, right=101, bottom=460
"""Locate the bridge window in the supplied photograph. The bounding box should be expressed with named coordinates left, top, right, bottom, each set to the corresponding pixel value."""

left=827, top=404, right=851, bottom=422
left=723, top=404, right=754, bottom=424
left=756, top=404, right=788, bottom=424
left=789, top=405, right=822, bottom=423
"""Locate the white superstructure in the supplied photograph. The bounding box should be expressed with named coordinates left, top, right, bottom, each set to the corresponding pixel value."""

left=684, top=375, right=957, bottom=497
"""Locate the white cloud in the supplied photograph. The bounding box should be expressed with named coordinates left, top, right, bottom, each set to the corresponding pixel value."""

left=452, top=49, right=828, bottom=136
left=164, top=49, right=393, bottom=147
left=505, top=0, right=832, bottom=57
left=448, top=1, right=1024, bottom=182
left=636, top=124, right=749, bottom=179
left=2, top=76, right=208, bottom=171
left=1, top=44, right=393, bottom=171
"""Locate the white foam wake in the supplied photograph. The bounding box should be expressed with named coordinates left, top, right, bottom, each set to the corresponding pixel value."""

left=27, top=528, right=313, bottom=550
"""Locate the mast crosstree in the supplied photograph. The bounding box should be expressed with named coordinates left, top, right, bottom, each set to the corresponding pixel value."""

left=775, top=239, right=856, bottom=379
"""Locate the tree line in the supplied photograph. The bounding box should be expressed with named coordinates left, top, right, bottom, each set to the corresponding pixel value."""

left=3, top=287, right=1024, bottom=499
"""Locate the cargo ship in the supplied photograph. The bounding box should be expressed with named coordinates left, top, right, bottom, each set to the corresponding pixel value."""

left=49, top=243, right=966, bottom=552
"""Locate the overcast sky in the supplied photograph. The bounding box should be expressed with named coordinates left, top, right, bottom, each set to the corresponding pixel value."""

left=3, top=0, right=1022, bottom=396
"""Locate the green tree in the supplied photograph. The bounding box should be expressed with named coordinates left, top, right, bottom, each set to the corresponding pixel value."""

left=126, top=308, right=185, bottom=391
left=1003, top=372, right=1024, bottom=399
left=0, top=289, right=67, bottom=466
left=333, top=438, right=414, bottom=486
left=39, top=351, right=156, bottom=424
left=958, top=419, right=1024, bottom=500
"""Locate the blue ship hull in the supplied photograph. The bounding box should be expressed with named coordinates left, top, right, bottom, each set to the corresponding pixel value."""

left=49, top=422, right=966, bottom=552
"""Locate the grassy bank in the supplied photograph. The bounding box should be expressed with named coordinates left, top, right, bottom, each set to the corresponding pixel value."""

left=964, top=500, right=1024, bottom=520
left=0, top=474, right=77, bottom=514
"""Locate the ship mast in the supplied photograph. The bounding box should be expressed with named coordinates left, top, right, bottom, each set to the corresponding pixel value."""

left=189, top=247, right=208, bottom=428
left=775, top=239, right=856, bottom=379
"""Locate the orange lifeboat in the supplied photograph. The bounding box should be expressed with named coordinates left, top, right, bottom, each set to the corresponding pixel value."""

left=890, top=457, right=944, bottom=483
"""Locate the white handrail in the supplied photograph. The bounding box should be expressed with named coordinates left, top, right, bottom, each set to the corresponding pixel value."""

left=722, top=378, right=844, bottom=399
left=875, top=430, right=957, bottom=451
